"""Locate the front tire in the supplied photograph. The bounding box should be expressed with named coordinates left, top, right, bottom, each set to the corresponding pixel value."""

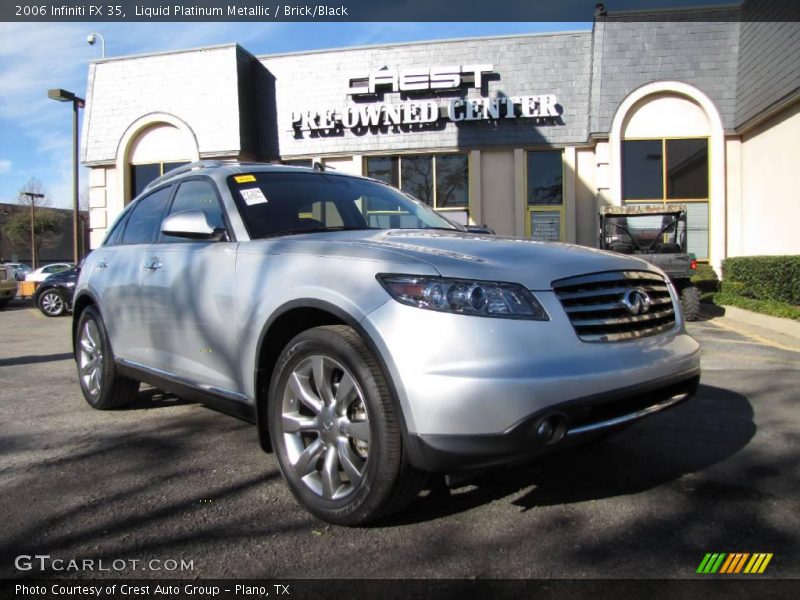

left=268, top=325, right=424, bottom=526
left=38, top=289, right=67, bottom=317
left=76, top=306, right=139, bottom=409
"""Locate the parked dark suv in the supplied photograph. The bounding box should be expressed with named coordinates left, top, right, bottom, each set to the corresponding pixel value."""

left=34, top=267, right=78, bottom=317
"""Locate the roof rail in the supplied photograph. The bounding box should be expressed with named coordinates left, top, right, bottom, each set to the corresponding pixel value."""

left=141, top=160, right=221, bottom=193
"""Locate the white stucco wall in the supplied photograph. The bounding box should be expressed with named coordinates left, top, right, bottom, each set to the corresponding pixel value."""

left=737, top=101, right=800, bottom=256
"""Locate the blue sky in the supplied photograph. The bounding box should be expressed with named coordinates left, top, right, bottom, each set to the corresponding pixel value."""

left=0, top=21, right=590, bottom=209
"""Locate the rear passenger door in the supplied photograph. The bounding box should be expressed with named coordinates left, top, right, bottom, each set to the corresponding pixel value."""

left=139, top=178, right=240, bottom=393
left=95, top=185, right=173, bottom=365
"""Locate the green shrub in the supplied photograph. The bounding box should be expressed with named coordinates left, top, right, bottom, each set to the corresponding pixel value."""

left=719, top=281, right=748, bottom=296
left=722, top=256, right=800, bottom=305
left=691, top=263, right=719, bottom=293
left=713, top=292, right=800, bottom=321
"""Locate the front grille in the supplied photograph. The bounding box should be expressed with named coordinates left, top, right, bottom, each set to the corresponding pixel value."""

left=552, top=271, right=676, bottom=342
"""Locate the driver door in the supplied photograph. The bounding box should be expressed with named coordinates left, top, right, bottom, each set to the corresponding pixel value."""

left=139, top=177, right=240, bottom=393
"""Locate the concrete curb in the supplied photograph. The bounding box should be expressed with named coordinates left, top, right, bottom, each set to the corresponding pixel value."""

left=719, top=305, right=800, bottom=341
left=714, top=305, right=800, bottom=351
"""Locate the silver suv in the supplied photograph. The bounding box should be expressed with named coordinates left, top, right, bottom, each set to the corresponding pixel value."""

left=73, top=161, right=700, bottom=525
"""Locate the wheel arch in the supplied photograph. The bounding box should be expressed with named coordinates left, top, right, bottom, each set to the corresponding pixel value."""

left=71, top=291, right=101, bottom=358
left=254, top=299, right=409, bottom=455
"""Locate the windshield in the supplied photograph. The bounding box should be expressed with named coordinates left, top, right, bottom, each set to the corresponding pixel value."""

left=602, top=213, right=686, bottom=253
left=227, top=171, right=460, bottom=239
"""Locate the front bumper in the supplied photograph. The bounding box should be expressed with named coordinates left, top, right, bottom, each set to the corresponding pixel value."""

left=362, top=290, right=701, bottom=471
left=406, top=368, right=699, bottom=471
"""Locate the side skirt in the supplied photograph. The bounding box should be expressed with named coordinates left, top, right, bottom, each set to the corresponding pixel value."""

left=116, top=359, right=256, bottom=424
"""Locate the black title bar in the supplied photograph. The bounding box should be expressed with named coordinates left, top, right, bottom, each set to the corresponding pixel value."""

left=2, top=579, right=800, bottom=600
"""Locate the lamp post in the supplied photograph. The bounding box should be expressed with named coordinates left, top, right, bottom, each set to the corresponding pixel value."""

left=87, top=32, right=105, bottom=58
left=47, top=88, right=84, bottom=264
left=21, top=191, right=44, bottom=268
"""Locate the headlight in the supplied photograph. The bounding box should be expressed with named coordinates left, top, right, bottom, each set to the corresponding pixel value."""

left=377, top=274, right=549, bottom=320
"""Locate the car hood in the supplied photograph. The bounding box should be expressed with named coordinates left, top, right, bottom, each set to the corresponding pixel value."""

left=250, top=229, right=660, bottom=290
left=43, top=269, right=79, bottom=284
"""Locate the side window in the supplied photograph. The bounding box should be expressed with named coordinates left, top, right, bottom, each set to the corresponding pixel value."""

left=103, top=211, right=130, bottom=247
left=121, top=186, right=172, bottom=245
left=161, top=179, right=226, bottom=243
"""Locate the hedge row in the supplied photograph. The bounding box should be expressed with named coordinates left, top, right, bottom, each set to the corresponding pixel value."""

left=722, top=255, right=800, bottom=305
left=691, top=263, right=720, bottom=293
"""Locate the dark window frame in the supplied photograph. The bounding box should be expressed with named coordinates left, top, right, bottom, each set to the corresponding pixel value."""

left=364, top=152, right=470, bottom=217
left=526, top=150, right=564, bottom=206
left=621, top=137, right=711, bottom=260
left=526, top=149, right=565, bottom=242
left=119, top=184, right=174, bottom=246
left=622, top=137, right=709, bottom=202
left=129, top=161, right=191, bottom=201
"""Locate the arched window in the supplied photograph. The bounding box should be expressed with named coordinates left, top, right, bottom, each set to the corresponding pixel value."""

left=116, top=114, right=200, bottom=207
left=127, top=123, right=195, bottom=199
left=620, top=94, right=711, bottom=259
left=610, top=83, right=725, bottom=267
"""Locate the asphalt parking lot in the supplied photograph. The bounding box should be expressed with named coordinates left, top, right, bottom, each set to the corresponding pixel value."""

left=0, top=299, right=798, bottom=579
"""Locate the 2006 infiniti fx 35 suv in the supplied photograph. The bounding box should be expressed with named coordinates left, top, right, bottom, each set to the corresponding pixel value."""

left=73, top=160, right=700, bottom=525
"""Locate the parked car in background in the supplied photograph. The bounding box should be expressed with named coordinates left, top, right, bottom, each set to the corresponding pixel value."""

left=26, top=263, right=74, bottom=283
left=0, top=263, right=18, bottom=308
left=1, top=262, right=33, bottom=281
left=73, top=161, right=701, bottom=526
left=34, top=267, right=78, bottom=317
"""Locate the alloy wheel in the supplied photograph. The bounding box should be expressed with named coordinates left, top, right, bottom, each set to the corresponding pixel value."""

left=41, top=292, right=64, bottom=316
left=280, top=354, right=371, bottom=501
left=78, top=319, right=104, bottom=397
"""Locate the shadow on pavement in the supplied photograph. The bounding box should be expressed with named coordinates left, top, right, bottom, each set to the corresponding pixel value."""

left=0, top=413, right=292, bottom=579
left=0, top=352, right=74, bottom=367
left=0, top=299, right=39, bottom=313
left=697, top=302, right=725, bottom=321
left=383, top=383, right=755, bottom=525
left=117, top=386, right=195, bottom=410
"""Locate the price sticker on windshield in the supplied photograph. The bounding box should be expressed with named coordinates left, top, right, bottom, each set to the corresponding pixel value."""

left=240, top=187, right=268, bottom=206
left=234, top=174, right=257, bottom=183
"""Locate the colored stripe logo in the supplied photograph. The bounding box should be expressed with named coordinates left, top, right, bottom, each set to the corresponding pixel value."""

left=697, top=553, right=773, bottom=574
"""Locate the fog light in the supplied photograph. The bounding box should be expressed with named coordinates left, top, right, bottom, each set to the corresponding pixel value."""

left=537, top=419, right=554, bottom=441
left=535, top=415, right=568, bottom=445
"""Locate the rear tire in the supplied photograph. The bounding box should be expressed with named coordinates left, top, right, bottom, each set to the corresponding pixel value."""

left=76, top=306, right=139, bottom=409
left=268, top=325, right=425, bottom=526
left=680, top=285, right=701, bottom=322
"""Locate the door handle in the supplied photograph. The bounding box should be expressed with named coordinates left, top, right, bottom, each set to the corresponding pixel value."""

left=143, top=258, right=162, bottom=271
left=96, top=260, right=108, bottom=269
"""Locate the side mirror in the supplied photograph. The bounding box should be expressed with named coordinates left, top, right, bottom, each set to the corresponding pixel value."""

left=465, top=225, right=495, bottom=235
left=161, top=210, right=221, bottom=240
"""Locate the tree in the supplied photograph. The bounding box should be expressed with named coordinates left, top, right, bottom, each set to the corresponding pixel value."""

left=16, top=177, right=51, bottom=209
left=2, top=178, right=60, bottom=267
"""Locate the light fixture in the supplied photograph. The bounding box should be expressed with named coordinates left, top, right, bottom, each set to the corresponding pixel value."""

left=47, top=88, right=85, bottom=264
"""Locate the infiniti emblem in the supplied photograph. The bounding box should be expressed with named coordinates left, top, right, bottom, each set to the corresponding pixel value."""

left=622, top=288, right=651, bottom=315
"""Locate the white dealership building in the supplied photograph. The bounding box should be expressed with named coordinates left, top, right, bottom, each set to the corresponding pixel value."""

left=81, top=0, right=800, bottom=270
